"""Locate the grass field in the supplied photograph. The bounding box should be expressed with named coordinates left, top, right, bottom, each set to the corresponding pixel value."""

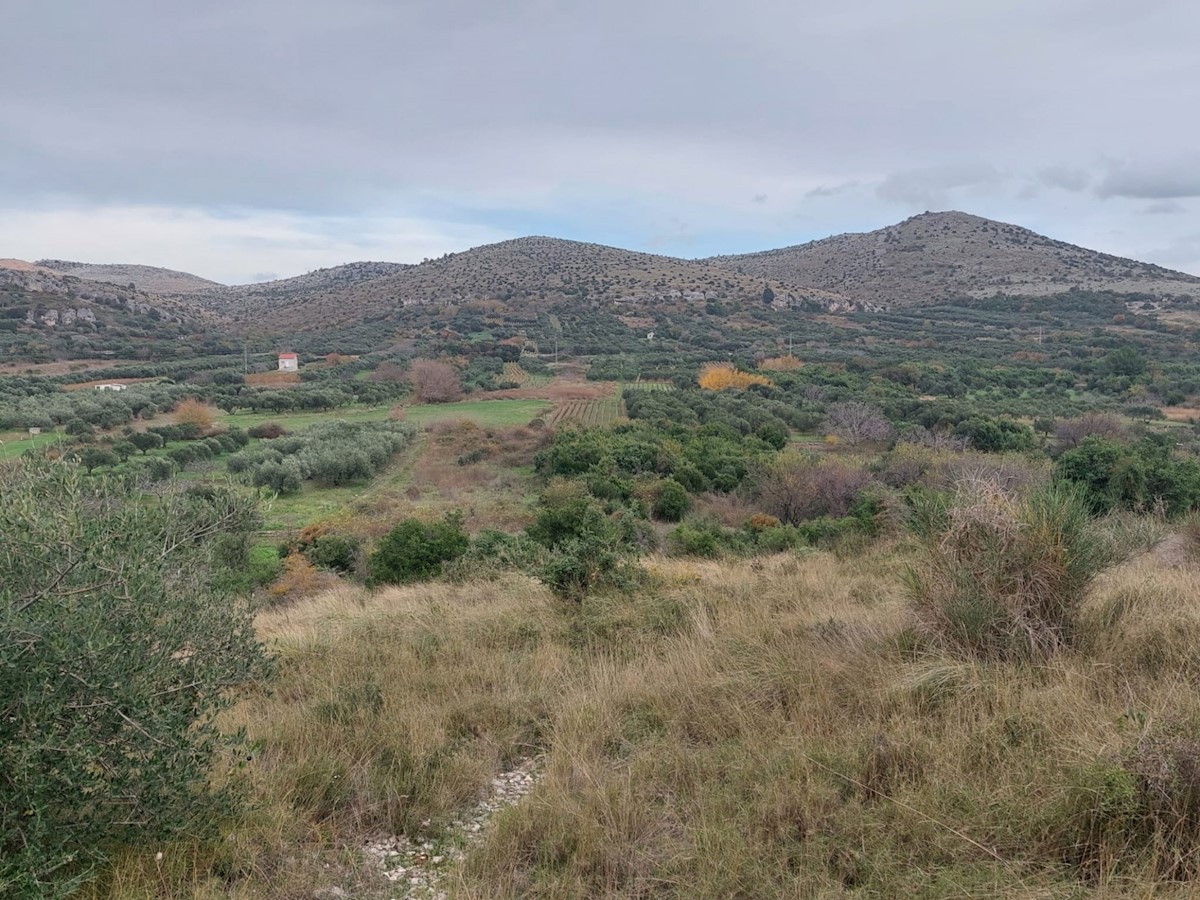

left=0, top=430, right=68, bottom=459
left=403, top=398, right=551, bottom=427
left=90, top=536, right=1200, bottom=899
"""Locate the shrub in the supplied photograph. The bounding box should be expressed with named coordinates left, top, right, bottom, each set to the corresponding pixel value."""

left=0, top=456, right=270, bottom=894
left=410, top=359, right=463, bottom=403
left=1053, top=736, right=1200, bottom=879
left=906, top=481, right=1120, bottom=660
left=757, top=453, right=873, bottom=524
left=303, top=533, right=361, bottom=574
left=652, top=478, right=691, bottom=521
left=527, top=486, right=640, bottom=599
left=174, top=398, right=217, bottom=433
left=368, top=513, right=470, bottom=584
left=698, top=363, right=772, bottom=391
left=247, top=421, right=288, bottom=439
left=823, top=401, right=893, bottom=445
left=64, top=417, right=93, bottom=437
left=668, top=520, right=739, bottom=558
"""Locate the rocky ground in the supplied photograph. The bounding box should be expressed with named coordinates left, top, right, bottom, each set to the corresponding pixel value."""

left=360, top=757, right=543, bottom=899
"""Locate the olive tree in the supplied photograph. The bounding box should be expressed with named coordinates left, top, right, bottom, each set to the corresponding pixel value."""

left=0, top=456, right=272, bottom=897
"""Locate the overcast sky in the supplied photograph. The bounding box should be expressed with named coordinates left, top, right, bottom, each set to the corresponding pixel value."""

left=2, top=0, right=1198, bottom=283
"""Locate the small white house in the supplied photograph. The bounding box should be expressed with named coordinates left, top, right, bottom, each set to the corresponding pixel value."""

left=94, top=383, right=127, bottom=392
left=28, top=427, right=41, bottom=436
left=278, top=352, right=299, bottom=372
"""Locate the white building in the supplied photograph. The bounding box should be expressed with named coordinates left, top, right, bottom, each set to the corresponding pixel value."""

left=94, top=383, right=127, bottom=391
left=278, top=352, right=299, bottom=371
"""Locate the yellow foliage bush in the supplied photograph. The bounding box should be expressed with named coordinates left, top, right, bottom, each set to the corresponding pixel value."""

left=697, top=363, right=773, bottom=391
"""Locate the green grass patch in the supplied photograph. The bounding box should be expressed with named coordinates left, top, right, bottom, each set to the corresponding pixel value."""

left=0, top=431, right=66, bottom=459
left=403, top=398, right=551, bottom=428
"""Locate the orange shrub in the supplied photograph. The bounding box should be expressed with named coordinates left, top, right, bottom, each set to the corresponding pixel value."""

left=268, top=553, right=322, bottom=600
left=174, top=398, right=217, bottom=433
left=698, top=363, right=773, bottom=391
left=747, top=513, right=782, bottom=532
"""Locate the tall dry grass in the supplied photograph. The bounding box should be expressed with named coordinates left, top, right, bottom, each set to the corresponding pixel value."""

left=90, top=534, right=1200, bottom=898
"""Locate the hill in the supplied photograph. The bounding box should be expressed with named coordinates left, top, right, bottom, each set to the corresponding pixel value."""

left=36, top=259, right=225, bottom=295
left=0, top=259, right=227, bottom=362
left=202, top=237, right=843, bottom=330
left=230, top=261, right=411, bottom=295
left=707, top=211, right=1200, bottom=308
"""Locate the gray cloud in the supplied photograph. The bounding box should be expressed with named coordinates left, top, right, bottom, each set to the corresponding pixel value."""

left=1038, top=165, right=1091, bottom=192
left=806, top=182, right=862, bottom=199
left=1144, top=200, right=1187, bottom=215
left=1, top=0, right=1199, bottom=276
left=876, top=164, right=1004, bottom=207
left=1096, top=157, right=1200, bottom=200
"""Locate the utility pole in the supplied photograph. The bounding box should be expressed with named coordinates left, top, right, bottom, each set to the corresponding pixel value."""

left=243, top=295, right=251, bottom=373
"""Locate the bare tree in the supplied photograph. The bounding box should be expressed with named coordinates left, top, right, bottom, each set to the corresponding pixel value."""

left=824, top=401, right=893, bottom=445
left=1054, top=413, right=1125, bottom=450
left=410, top=359, right=463, bottom=403
left=757, top=454, right=873, bottom=524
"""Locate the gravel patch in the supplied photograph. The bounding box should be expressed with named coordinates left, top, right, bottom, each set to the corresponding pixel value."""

left=362, top=757, right=542, bottom=899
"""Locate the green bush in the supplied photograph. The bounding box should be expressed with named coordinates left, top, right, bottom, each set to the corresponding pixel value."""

left=0, top=456, right=271, bottom=896
left=368, top=513, right=470, bottom=584
left=906, top=482, right=1120, bottom=660
left=303, top=533, right=361, bottom=574
left=1057, top=435, right=1200, bottom=516
left=526, top=485, right=640, bottom=600
left=652, top=478, right=691, bottom=521
left=668, top=520, right=725, bottom=558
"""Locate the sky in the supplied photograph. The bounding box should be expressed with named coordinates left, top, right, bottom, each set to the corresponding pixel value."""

left=2, top=0, right=1198, bottom=284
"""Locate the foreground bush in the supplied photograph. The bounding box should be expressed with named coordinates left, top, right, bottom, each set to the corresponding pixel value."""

left=368, top=513, right=470, bottom=584
left=907, top=481, right=1119, bottom=659
left=0, top=457, right=271, bottom=897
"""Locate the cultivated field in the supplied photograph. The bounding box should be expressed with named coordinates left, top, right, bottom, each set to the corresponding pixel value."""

left=547, top=393, right=624, bottom=426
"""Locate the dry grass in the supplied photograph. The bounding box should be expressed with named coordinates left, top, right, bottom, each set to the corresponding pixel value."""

left=89, top=533, right=1200, bottom=898
left=244, top=371, right=302, bottom=387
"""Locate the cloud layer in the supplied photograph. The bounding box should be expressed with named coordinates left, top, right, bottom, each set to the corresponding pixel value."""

left=3, top=0, right=1198, bottom=281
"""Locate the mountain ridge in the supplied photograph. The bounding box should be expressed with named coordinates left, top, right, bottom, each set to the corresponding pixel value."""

left=705, top=211, right=1200, bottom=307
left=20, top=212, right=1200, bottom=333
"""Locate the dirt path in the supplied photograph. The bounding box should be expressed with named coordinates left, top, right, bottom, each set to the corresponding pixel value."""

left=363, top=758, right=542, bottom=898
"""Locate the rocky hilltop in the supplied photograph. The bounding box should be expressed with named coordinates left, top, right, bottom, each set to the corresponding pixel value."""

left=706, top=211, right=1200, bottom=308
left=36, top=259, right=224, bottom=296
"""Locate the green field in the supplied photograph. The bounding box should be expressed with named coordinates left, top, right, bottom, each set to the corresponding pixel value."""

left=0, top=431, right=67, bottom=459
left=402, top=398, right=551, bottom=427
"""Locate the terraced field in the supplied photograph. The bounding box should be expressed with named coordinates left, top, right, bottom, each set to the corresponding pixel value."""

left=547, top=394, right=625, bottom=427
left=500, top=362, right=529, bottom=386
left=622, top=381, right=675, bottom=392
